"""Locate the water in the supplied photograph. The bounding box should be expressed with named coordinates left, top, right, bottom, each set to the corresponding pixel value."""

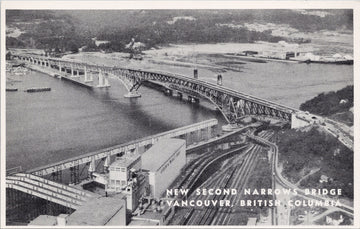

left=145, top=60, right=353, bottom=108
left=6, top=70, right=225, bottom=170
left=6, top=59, right=353, bottom=171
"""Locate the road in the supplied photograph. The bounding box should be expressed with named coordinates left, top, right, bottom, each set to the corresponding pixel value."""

left=246, top=134, right=354, bottom=224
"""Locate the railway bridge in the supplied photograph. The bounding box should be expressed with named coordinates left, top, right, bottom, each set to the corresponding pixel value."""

left=13, top=53, right=298, bottom=125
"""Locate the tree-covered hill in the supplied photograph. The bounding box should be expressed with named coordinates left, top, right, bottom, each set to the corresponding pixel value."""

left=276, top=127, right=353, bottom=199
left=6, top=9, right=353, bottom=52
left=300, top=85, right=353, bottom=120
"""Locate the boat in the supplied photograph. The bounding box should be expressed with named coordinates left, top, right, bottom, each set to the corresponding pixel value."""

left=25, top=87, right=51, bottom=93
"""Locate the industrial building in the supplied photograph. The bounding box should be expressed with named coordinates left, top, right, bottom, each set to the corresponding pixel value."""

left=67, top=194, right=127, bottom=226
left=105, top=152, right=149, bottom=213
left=141, top=138, right=186, bottom=199
left=107, top=153, right=141, bottom=192
left=28, top=195, right=127, bottom=226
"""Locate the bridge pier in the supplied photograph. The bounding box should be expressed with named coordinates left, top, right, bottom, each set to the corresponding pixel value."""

left=185, top=132, right=192, bottom=146
left=83, top=66, right=92, bottom=82
left=70, top=165, right=80, bottom=185
left=97, top=70, right=110, bottom=88
left=165, top=89, right=173, bottom=96
left=197, top=129, right=203, bottom=141
left=103, top=155, right=111, bottom=173
left=88, top=158, right=96, bottom=178
left=177, top=92, right=183, bottom=99
left=193, top=68, right=198, bottom=79
left=217, top=74, right=223, bottom=86
left=187, top=96, right=199, bottom=103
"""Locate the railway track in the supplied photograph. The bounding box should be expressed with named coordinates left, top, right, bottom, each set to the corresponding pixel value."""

left=174, top=130, right=276, bottom=225
left=213, top=144, right=263, bottom=225
left=213, top=131, right=274, bottom=225
left=180, top=146, right=252, bottom=225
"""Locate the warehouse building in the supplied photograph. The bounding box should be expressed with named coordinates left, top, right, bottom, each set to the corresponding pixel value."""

left=141, top=138, right=186, bottom=199
left=107, top=153, right=141, bottom=192
left=67, top=194, right=127, bottom=226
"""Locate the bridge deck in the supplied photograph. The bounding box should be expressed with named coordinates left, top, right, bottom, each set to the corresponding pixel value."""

left=6, top=173, right=97, bottom=210
left=14, top=53, right=297, bottom=115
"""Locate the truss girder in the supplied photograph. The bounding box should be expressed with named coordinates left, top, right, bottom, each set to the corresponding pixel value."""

left=15, top=54, right=294, bottom=123
left=121, top=70, right=293, bottom=123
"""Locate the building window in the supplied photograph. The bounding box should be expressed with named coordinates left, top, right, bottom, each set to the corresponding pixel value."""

left=121, top=168, right=126, bottom=172
left=116, top=180, right=120, bottom=186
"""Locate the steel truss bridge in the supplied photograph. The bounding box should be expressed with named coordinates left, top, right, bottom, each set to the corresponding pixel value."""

left=13, top=54, right=296, bottom=124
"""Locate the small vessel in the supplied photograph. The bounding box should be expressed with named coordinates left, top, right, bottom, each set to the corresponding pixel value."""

left=6, top=88, right=18, bottom=92
left=25, top=87, right=51, bottom=93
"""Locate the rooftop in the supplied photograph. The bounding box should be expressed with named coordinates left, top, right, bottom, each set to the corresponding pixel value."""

left=142, top=138, right=186, bottom=172
left=247, top=217, right=257, bottom=225
left=110, top=153, right=141, bottom=168
left=28, top=215, right=57, bottom=226
left=67, top=194, right=126, bottom=226
left=128, top=219, right=159, bottom=226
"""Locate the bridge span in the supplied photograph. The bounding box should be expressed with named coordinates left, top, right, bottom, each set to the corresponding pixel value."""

left=13, top=53, right=297, bottom=124
left=6, top=173, right=97, bottom=210
left=22, top=119, right=218, bottom=180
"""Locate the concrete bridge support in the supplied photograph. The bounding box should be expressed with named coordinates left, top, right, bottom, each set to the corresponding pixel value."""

left=70, top=165, right=80, bottom=185
left=177, top=92, right=183, bottom=99
left=85, top=71, right=94, bottom=83
left=187, top=96, right=200, bottom=103
left=83, top=66, right=90, bottom=82
left=88, top=157, right=96, bottom=177
left=71, top=65, right=74, bottom=77
left=97, top=70, right=110, bottom=88
left=103, top=155, right=111, bottom=172
left=194, top=68, right=198, bottom=79
left=217, top=74, right=223, bottom=86
left=165, top=89, right=173, bottom=96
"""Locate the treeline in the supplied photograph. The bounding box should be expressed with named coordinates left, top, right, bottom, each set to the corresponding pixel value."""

left=300, top=85, right=353, bottom=116
left=95, top=21, right=286, bottom=52
left=6, top=9, right=353, bottom=52
left=6, top=10, right=89, bottom=52
left=276, top=128, right=353, bottom=199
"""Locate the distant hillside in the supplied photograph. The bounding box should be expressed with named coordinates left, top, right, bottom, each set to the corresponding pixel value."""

left=6, top=9, right=353, bottom=52
left=276, top=127, right=353, bottom=199
left=300, top=85, right=353, bottom=125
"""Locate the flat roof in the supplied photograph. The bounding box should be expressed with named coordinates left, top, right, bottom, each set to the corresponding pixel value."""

left=110, top=153, right=141, bottom=168
left=28, top=215, right=57, bottom=226
left=247, top=217, right=257, bottom=225
left=128, top=219, right=159, bottom=226
left=67, top=194, right=126, bottom=226
left=142, top=138, right=185, bottom=172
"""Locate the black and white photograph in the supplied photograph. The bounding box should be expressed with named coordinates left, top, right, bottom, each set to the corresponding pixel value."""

left=1, top=1, right=358, bottom=228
